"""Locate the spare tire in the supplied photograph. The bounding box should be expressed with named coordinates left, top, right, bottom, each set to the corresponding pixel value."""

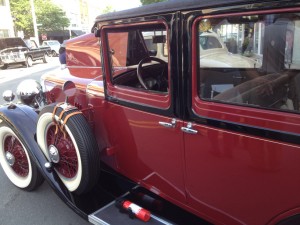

left=37, top=104, right=100, bottom=194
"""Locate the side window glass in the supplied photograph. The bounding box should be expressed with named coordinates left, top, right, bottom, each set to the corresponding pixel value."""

left=105, top=23, right=169, bottom=93
left=107, top=32, right=128, bottom=69
left=197, top=13, right=300, bottom=113
left=30, top=40, right=38, bottom=48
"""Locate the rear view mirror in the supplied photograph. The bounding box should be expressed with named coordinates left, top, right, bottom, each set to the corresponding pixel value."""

left=148, top=50, right=157, bottom=56
left=152, top=35, right=166, bottom=43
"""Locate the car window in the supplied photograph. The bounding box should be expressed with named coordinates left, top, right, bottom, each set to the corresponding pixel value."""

left=196, top=12, right=300, bottom=114
left=104, top=23, right=169, bottom=93
left=24, top=39, right=38, bottom=48
left=48, top=41, right=60, bottom=46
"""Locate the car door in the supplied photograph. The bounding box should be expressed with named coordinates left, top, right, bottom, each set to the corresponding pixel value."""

left=27, top=40, right=42, bottom=59
left=184, top=9, right=300, bottom=225
left=101, top=17, right=186, bottom=203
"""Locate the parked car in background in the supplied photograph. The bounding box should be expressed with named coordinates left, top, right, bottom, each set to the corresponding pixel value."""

left=1, top=1, right=300, bottom=225
left=199, top=31, right=260, bottom=68
left=0, top=37, right=51, bottom=69
left=41, top=40, right=61, bottom=57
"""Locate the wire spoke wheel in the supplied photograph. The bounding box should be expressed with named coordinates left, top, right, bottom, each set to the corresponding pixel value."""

left=46, top=125, right=78, bottom=179
left=4, top=135, right=29, bottom=177
left=0, top=122, right=44, bottom=191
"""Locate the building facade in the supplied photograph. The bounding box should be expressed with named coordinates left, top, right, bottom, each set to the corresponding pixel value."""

left=51, top=0, right=100, bottom=37
left=0, top=0, right=14, bottom=38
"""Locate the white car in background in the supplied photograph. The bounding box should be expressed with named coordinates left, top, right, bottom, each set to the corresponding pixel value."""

left=199, top=31, right=259, bottom=68
left=41, top=40, right=61, bottom=57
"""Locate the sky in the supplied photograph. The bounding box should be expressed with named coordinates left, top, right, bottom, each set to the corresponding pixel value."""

left=86, top=0, right=142, bottom=28
left=97, top=0, right=141, bottom=11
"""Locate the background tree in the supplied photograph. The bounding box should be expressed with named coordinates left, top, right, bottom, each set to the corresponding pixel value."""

left=10, top=0, right=70, bottom=38
left=102, top=5, right=115, bottom=14
left=140, top=0, right=166, bottom=5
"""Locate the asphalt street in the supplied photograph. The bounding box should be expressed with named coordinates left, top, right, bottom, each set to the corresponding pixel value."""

left=0, top=58, right=91, bottom=225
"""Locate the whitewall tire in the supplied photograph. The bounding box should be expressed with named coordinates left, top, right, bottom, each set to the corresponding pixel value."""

left=37, top=105, right=100, bottom=194
left=0, top=124, right=43, bottom=191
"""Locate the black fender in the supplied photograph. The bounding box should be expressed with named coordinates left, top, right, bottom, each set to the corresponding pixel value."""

left=0, top=104, right=87, bottom=219
left=24, top=52, right=32, bottom=59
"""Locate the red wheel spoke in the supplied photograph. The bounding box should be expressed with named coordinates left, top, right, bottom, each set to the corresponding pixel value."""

left=59, top=159, right=77, bottom=167
left=4, top=136, right=29, bottom=177
left=13, top=162, right=29, bottom=176
left=10, top=136, right=16, bottom=148
left=46, top=125, right=78, bottom=179
left=47, top=126, right=57, bottom=145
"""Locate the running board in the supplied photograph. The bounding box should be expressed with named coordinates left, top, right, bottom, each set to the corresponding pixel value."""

left=88, top=186, right=211, bottom=225
left=88, top=193, right=174, bottom=225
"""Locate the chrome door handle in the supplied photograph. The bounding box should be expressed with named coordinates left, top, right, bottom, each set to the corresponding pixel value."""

left=181, top=122, right=198, bottom=134
left=159, top=118, right=176, bottom=128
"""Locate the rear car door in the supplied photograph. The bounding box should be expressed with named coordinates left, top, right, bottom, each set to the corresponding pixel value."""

left=184, top=7, right=300, bottom=225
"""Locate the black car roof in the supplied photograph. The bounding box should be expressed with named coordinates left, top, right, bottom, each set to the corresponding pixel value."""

left=95, top=0, right=282, bottom=23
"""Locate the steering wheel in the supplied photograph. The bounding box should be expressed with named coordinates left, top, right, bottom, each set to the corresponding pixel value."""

left=137, top=56, right=167, bottom=90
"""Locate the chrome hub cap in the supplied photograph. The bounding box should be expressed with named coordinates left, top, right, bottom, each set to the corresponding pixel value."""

left=48, top=145, right=60, bottom=163
left=5, top=151, right=15, bottom=166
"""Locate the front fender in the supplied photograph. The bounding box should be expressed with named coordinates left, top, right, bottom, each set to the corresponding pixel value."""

left=0, top=104, right=87, bottom=219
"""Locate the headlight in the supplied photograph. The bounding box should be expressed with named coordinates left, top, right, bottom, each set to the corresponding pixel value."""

left=16, top=79, right=45, bottom=108
left=2, top=90, right=15, bottom=102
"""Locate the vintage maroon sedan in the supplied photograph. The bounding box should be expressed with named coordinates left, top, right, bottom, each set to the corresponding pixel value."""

left=1, top=0, right=300, bottom=224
